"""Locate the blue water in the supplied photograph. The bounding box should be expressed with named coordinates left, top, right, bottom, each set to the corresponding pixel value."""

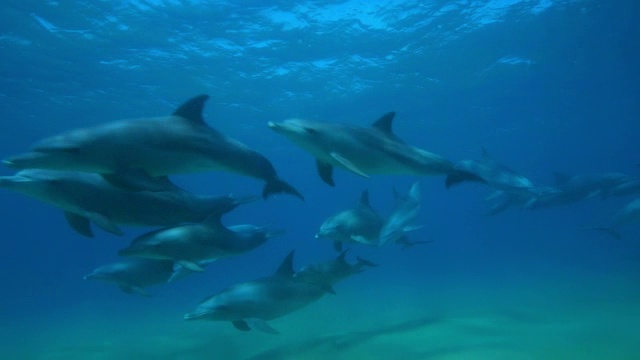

left=1, top=1, right=639, bottom=359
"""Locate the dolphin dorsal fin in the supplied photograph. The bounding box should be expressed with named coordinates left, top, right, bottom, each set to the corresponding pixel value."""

left=372, top=112, right=396, bottom=136
left=173, top=94, right=209, bottom=125
left=275, top=250, right=295, bottom=277
left=359, top=190, right=371, bottom=207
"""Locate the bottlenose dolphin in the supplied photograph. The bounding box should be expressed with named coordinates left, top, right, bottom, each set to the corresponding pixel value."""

left=453, top=147, right=536, bottom=196
left=0, top=169, right=256, bottom=237
left=4, top=95, right=303, bottom=200
left=588, top=198, right=640, bottom=239
left=83, top=258, right=175, bottom=296
left=268, top=113, right=484, bottom=187
left=378, top=182, right=425, bottom=247
left=294, top=250, right=377, bottom=287
left=315, top=190, right=385, bottom=251
left=183, top=251, right=332, bottom=334
left=549, top=172, right=632, bottom=203
left=119, top=215, right=282, bottom=272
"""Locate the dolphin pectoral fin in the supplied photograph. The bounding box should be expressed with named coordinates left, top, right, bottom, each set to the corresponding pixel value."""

left=317, top=160, right=335, bottom=186
left=244, top=318, right=280, bottom=335
left=178, top=260, right=205, bottom=272
left=402, top=225, right=424, bottom=233
left=131, top=286, right=151, bottom=297
left=330, top=153, right=370, bottom=178
left=64, top=212, right=94, bottom=238
left=232, top=320, right=251, bottom=332
left=87, top=213, right=124, bottom=236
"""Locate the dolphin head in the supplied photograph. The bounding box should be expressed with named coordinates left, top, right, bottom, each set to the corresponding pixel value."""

left=0, top=169, right=71, bottom=200
left=268, top=119, right=331, bottom=155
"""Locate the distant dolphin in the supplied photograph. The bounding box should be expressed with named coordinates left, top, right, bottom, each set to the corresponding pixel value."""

left=0, top=169, right=257, bottom=237
left=587, top=198, right=640, bottom=240
left=378, top=182, right=425, bottom=247
left=549, top=172, right=632, bottom=203
left=83, top=258, right=175, bottom=296
left=315, top=190, right=385, bottom=251
left=453, top=147, right=536, bottom=196
left=294, top=250, right=377, bottom=287
left=268, top=113, right=485, bottom=187
left=4, top=95, right=303, bottom=200
left=183, top=250, right=332, bottom=334
left=119, top=215, right=283, bottom=273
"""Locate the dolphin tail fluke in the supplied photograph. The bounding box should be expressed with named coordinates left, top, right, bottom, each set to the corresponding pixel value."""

left=584, top=226, right=622, bottom=240
left=263, top=178, right=304, bottom=201
left=445, top=170, right=487, bottom=189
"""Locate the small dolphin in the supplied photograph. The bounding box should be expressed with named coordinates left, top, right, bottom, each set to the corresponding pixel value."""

left=0, top=169, right=256, bottom=237
left=453, top=147, right=536, bottom=196
left=83, top=258, right=175, bottom=296
left=588, top=198, right=640, bottom=239
left=268, top=113, right=484, bottom=187
left=119, top=214, right=283, bottom=273
left=549, top=172, right=632, bottom=203
left=183, top=251, right=332, bottom=334
left=315, top=190, right=385, bottom=251
left=4, top=95, right=303, bottom=200
left=378, top=182, right=424, bottom=247
left=294, top=250, right=377, bottom=287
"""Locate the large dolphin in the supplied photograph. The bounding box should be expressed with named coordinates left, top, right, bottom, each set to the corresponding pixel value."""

left=83, top=258, right=175, bottom=296
left=378, top=182, right=425, bottom=247
left=118, top=214, right=282, bottom=272
left=267, top=113, right=485, bottom=187
left=183, top=251, right=332, bottom=334
left=0, top=169, right=256, bottom=237
left=315, top=190, right=385, bottom=251
left=588, top=198, right=640, bottom=239
left=4, top=95, right=303, bottom=200
left=294, top=250, right=377, bottom=287
left=452, top=147, right=536, bottom=196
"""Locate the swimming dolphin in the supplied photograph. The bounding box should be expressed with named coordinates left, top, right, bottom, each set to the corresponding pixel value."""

left=183, top=250, right=332, bottom=334
left=548, top=172, right=632, bottom=204
left=294, top=250, right=377, bottom=287
left=315, top=190, right=385, bottom=251
left=267, top=113, right=485, bottom=187
left=378, top=182, right=424, bottom=247
left=587, top=198, right=640, bottom=239
left=452, top=147, right=536, bottom=196
left=119, top=215, right=282, bottom=272
left=4, top=95, right=303, bottom=200
left=0, top=169, right=257, bottom=237
left=83, top=258, right=175, bottom=296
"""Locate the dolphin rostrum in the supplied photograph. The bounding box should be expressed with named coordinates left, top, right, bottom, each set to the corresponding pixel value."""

left=268, top=112, right=484, bottom=187
left=4, top=95, right=303, bottom=200
left=0, top=169, right=257, bottom=237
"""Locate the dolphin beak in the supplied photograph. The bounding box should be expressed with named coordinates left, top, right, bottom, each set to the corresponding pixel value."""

left=2, top=159, right=15, bottom=167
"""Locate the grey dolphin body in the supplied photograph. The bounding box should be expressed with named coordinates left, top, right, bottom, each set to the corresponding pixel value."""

left=294, top=250, right=377, bottom=287
left=315, top=190, right=385, bottom=251
left=453, top=147, right=536, bottom=196
left=544, top=172, right=633, bottom=205
left=4, top=95, right=303, bottom=200
left=118, top=215, right=282, bottom=273
left=378, top=182, right=424, bottom=247
left=183, top=251, right=331, bottom=334
left=83, top=259, right=175, bottom=296
left=0, top=169, right=256, bottom=237
left=268, top=113, right=484, bottom=187
left=590, top=198, right=640, bottom=239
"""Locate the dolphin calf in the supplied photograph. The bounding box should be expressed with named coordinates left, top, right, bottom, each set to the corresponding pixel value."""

left=268, top=112, right=484, bottom=187
left=588, top=198, right=640, bottom=239
left=378, top=182, right=425, bottom=247
left=0, top=169, right=256, bottom=237
left=83, top=258, right=175, bottom=296
left=452, top=147, right=536, bottom=196
left=119, top=215, right=282, bottom=272
left=315, top=190, right=384, bottom=251
left=183, top=251, right=332, bottom=334
left=294, top=250, right=377, bottom=287
left=4, top=95, right=303, bottom=200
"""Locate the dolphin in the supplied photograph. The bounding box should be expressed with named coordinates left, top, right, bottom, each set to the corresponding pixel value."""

left=452, top=147, right=536, bottom=196
left=378, top=182, right=425, bottom=247
left=83, top=258, right=175, bottom=296
left=315, top=190, right=385, bottom=251
left=268, top=113, right=485, bottom=187
left=587, top=198, right=640, bottom=240
left=294, top=250, right=377, bottom=287
left=549, top=172, right=632, bottom=203
left=118, top=215, right=282, bottom=273
left=183, top=250, right=332, bottom=334
left=0, top=169, right=257, bottom=237
left=4, top=95, right=303, bottom=200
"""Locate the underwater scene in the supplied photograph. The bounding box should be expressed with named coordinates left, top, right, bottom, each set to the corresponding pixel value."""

left=1, top=1, right=639, bottom=359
